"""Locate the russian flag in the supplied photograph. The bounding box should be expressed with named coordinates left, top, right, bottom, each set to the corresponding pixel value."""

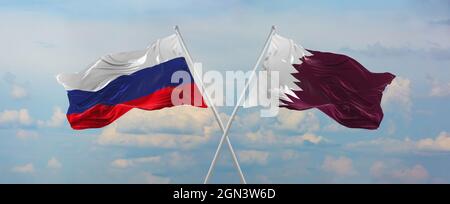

left=57, top=35, right=207, bottom=130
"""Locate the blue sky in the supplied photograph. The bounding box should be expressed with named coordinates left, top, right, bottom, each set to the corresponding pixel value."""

left=0, top=0, right=449, bottom=183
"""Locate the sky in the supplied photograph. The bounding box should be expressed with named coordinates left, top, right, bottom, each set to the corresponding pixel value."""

left=0, top=0, right=449, bottom=183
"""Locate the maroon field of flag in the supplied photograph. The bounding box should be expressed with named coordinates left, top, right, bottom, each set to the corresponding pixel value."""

left=264, top=34, right=395, bottom=129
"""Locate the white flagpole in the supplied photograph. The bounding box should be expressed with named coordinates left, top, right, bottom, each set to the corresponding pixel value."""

left=174, top=26, right=247, bottom=184
left=204, top=26, right=276, bottom=184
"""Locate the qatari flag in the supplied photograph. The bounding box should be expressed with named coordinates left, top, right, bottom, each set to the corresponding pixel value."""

left=263, top=34, right=395, bottom=129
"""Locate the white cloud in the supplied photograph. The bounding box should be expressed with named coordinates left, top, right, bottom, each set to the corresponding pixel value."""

left=130, top=172, right=171, bottom=184
left=280, top=150, right=303, bottom=161
left=370, top=161, right=429, bottom=183
left=429, top=77, right=450, bottom=97
left=323, top=122, right=359, bottom=133
left=243, top=130, right=324, bottom=147
left=346, top=137, right=415, bottom=153
left=12, top=163, right=35, bottom=174
left=37, top=107, right=65, bottom=128
left=287, top=133, right=324, bottom=145
left=0, top=107, right=67, bottom=130
left=235, top=109, right=325, bottom=149
left=11, top=84, right=28, bottom=99
left=111, top=159, right=132, bottom=169
left=47, top=157, right=62, bottom=169
left=416, top=131, right=450, bottom=151
left=244, top=130, right=278, bottom=145
left=323, top=123, right=344, bottom=132
left=238, top=150, right=269, bottom=165
left=98, top=125, right=179, bottom=148
left=108, top=152, right=192, bottom=184
left=370, top=161, right=386, bottom=179
left=111, top=156, right=161, bottom=169
left=2, top=72, right=29, bottom=100
left=346, top=131, right=450, bottom=153
left=275, top=109, right=320, bottom=132
left=391, top=165, right=429, bottom=183
left=97, top=102, right=324, bottom=149
left=165, top=152, right=196, bottom=169
left=113, top=152, right=194, bottom=172
left=321, top=156, right=357, bottom=177
left=97, top=107, right=220, bottom=149
left=98, top=124, right=212, bottom=149
left=141, top=173, right=170, bottom=184
left=115, top=106, right=219, bottom=135
left=0, top=109, right=33, bottom=127
left=16, top=129, right=39, bottom=140
left=382, top=77, right=412, bottom=116
left=0, top=107, right=66, bottom=129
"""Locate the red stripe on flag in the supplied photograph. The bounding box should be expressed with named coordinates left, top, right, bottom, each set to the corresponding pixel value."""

left=67, top=83, right=207, bottom=130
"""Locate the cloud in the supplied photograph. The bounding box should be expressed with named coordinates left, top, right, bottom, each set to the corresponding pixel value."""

left=37, top=107, right=66, bottom=128
left=111, top=159, right=132, bottom=169
left=98, top=125, right=182, bottom=148
left=238, top=150, right=269, bottom=165
left=288, top=133, right=324, bottom=145
left=11, top=84, right=28, bottom=99
left=416, top=132, right=450, bottom=151
left=0, top=106, right=66, bottom=130
left=346, top=131, right=450, bottom=153
left=275, top=109, right=320, bottom=133
left=342, top=43, right=450, bottom=60
left=323, top=123, right=344, bottom=132
left=280, top=149, right=304, bottom=161
left=2, top=72, right=29, bottom=100
left=0, top=107, right=66, bottom=129
left=370, top=161, right=429, bottom=183
left=321, top=156, right=357, bottom=177
left=98, top=124, right=211, bottom=149
left=109, top=154, right=189, bottom=184
left=2, top=72, right=15, bottom=83
left=430, top=82, right=450, bottom=97
left=16, top=129, right=39, bottom=140
left=391, top=165, right=430, bottom=183
left=428, top=76, right=450, bottom=97
left=347, top=137, right=416, bottom=153
left=12, top=163, right=34, bottom=174
left=111, top=156, right=161, bottom=169
left=243, top=130, right=278, bottom=145
left=382, top=77, right=412, bottom=117
left=0, top=109, right=33, bottom=127
left=130, top=172, right=170, bottom=184
left=111, top=152, right=193, bottom=171
left=234, top=109, right=324, bottom=148
left=47, top=157, right=62, bottom=169
left=164, top=152, right=196, bottom=169
left=115, top=106, right=217, bottom=135
left=243, top=130, right=324, bottom=147
left=97, top=107, right=220, bottom=149
left=370, top=161, right=386, bottom=179
left=323, top=122, right=358, bottom=133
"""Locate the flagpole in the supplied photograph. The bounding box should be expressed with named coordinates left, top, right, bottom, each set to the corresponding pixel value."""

left=203, top=26, right=276, bottom=184
left=174, top=26, right=247, bottom=184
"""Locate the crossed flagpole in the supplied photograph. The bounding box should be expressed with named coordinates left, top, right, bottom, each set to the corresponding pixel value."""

left=174, top=26, right=277, bottom=184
